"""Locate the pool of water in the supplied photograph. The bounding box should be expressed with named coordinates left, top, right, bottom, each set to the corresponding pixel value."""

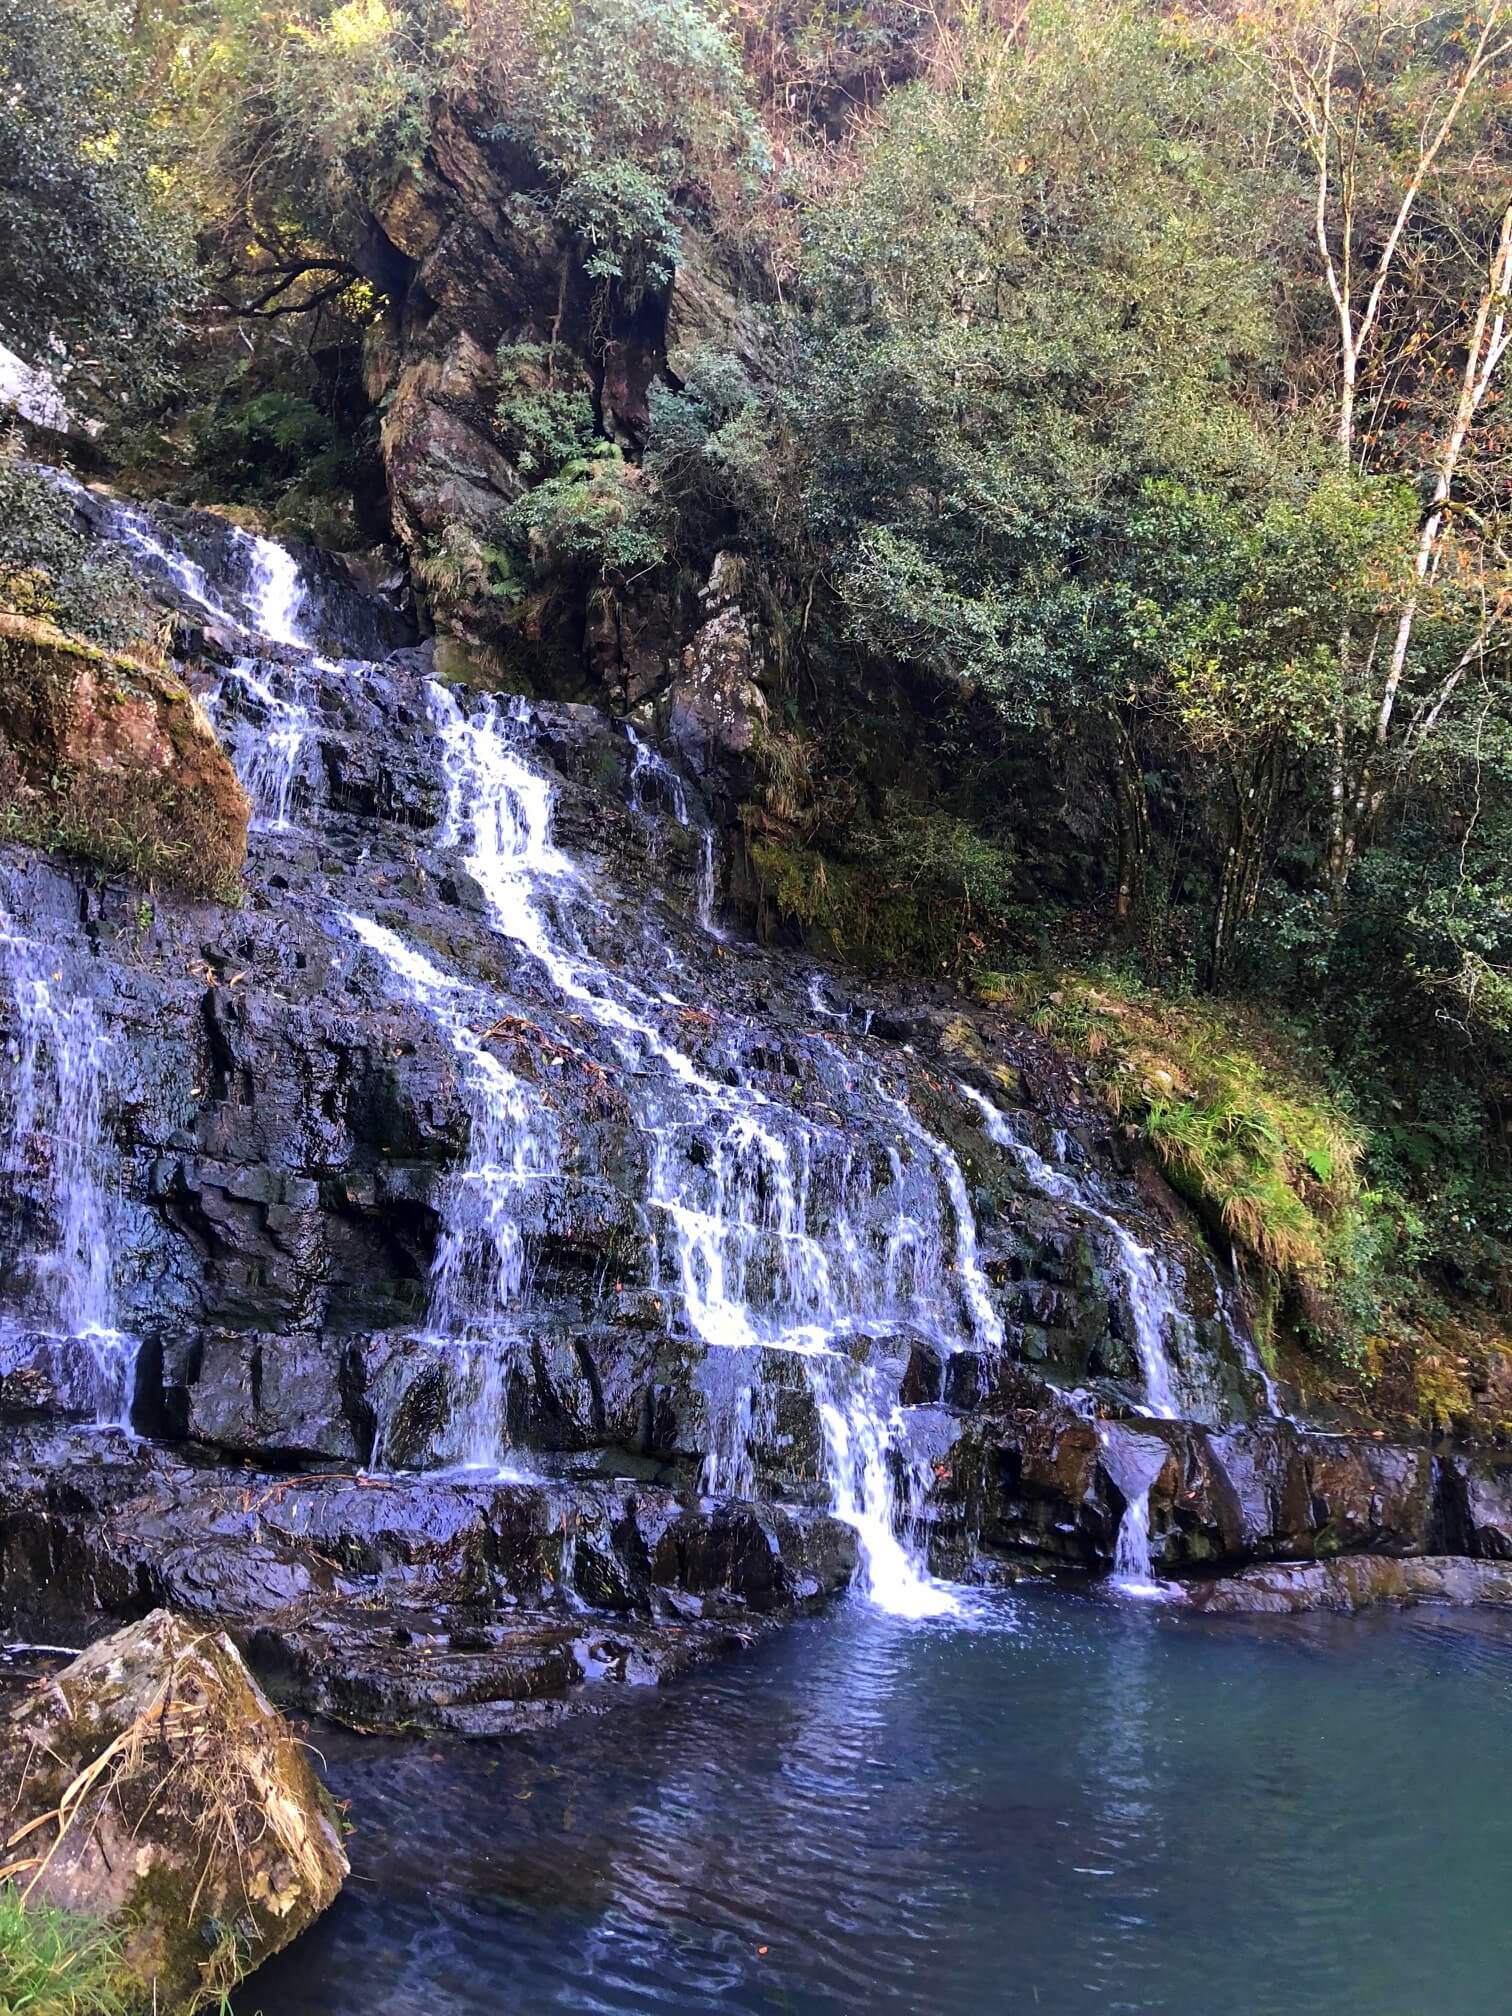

left=243, top=1589, right=1512, bottom=2015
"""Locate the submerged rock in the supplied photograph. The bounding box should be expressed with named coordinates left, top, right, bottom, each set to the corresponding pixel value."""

left=0, top=1608, right=346, bottom=2011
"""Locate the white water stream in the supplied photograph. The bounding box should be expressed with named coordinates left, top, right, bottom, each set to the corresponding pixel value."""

left=958, top=1082, right=1188, bottom=1419
left=0, top=911, right=132, bottom=1424
left=381, top=686, right=1014, bottom=1615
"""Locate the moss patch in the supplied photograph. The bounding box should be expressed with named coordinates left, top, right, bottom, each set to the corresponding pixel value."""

left=983, top=965, right=1396, bottom=1358
left=0, top=613, right=248, bottom=899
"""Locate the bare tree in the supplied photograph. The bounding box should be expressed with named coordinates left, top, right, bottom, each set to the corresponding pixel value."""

left=1253, top=0, right=1512, bottom=895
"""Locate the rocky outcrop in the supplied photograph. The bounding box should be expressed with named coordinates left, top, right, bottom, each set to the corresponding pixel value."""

left=919, top=1400, right=1512, bottom=1581
left=0, top=1427, right=856, bottom=1737
left=0, top=611, right=249, bottom=897
left=0, top=1608, right=346, bottom=2011
left=1187, top=1556, right=1512, bottom=1614
left=659, top=551, right=768, bottom=810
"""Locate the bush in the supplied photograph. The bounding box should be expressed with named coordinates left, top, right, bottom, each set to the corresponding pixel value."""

left=751, top=792, right=1017, bottom=974
left=0, top=0, right=194, bottom=406
left=0, top=455, right=147, bottom=652
left=499, top=451, right=667, bottom=582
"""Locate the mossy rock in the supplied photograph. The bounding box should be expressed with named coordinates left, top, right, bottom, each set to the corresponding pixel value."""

left=0, top=611, right=249, bottom=898
left=0, top=1610, right=347, bottom=2013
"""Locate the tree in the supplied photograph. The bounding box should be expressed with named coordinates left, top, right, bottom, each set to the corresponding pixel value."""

left=1247, top=0, right=1512, bottom=897
left=0, top=0, right=194, bottom=405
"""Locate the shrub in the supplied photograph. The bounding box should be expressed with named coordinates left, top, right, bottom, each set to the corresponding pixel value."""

left=0, top=455, right=148, bottom=653
left=499, top=452, right=667, bottom=581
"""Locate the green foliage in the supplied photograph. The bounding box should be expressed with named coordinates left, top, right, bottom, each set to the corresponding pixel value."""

left=413, top=523, right=521, bottom=606
left=0, top=0, right=194, bottom=405
left=495, top=345, right=599, bottom=479
left=644, top=349, right=769, bottom=556
left=499, top=450, right=667, bottom=582
left=481, top=0, right=766, bottom=305
left=768, top=0, right=1280, bottom=711
left=0, top=1882, right=129, bottom=2016
left=993, top=965, right=1405, bottom=1357
left=752, top=789, right=1017, bottom=973
left=0, top=454, right=147, bottom=651
left=204, top=0, right=458, bottom=243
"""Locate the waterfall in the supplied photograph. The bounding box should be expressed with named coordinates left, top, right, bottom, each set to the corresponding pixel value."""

left=1097, top=1426, right=1174, bottom=1600
left=218, top=533, right=319, bottom=831
left=696, top=827, right=724, bottom=938
left=623, top=723, right=726, bottom=938
left=85, top=482, right=319, bottom=831
left=27, top=496, right=1014, bottom=1613
left=624, top=723, right=689, bottom=828
left=958, top=1083, right=1189, bottom=1420
left=342, top=918, right=554, bottom=1474
left=424, top=687, right=1001, bottom=1615
left=0, top=914, right=133, bottom=1426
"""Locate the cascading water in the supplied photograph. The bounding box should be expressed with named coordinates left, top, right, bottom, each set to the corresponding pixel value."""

left=958, top=1082, right=1189, bottom=1420
left=0, top=911, right=132, bottom=1425
left=220, top=533, right=319, bottom=831
left=625, top=723, right=689, bottom=828
left=343, top=918, right=553, bottom=1474
left=1097, top=1425, right=1176, bottom=1600
left=696, top=828, right=724, bottom=938
left=38, top=496, right=1234, bottom=1618
left=624, top=723, right=726, bottom=937
left=420, top=687, right=1006, bottom=1615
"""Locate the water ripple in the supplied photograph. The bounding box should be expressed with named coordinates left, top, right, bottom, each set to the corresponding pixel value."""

left=242, top=1592, right=1512, bottom=2016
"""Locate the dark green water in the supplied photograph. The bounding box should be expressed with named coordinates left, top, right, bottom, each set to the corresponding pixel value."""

left=244, top=1590, right=1512, bottom=2014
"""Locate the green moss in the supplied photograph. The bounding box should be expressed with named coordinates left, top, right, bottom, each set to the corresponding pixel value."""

left=0, top=616, right=247, bottom=900
left=993, top=964, right=1400, bottom=1360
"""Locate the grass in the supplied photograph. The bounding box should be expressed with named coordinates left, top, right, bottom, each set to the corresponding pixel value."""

left=978, top=963, right=1384, bottom=1313
left=0, top=1885, right=128, bottom=2016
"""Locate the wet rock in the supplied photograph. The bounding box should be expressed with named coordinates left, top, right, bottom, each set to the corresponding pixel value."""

left=963, top=1408, right=1444, bottom=1576
left=659, top=553, right=768, bottom=809
left=0, top=1329, right=107, bottom=1420
left=0, top=1608, right=346, bottom=2012
left=0, top=1427, right=857, bottom=1737
left=184, top=1331, right=366, bottom=1465
left=1445, top=1454, right=1512, bottom=1559
left=1187, top=1556, right=1512, bottom=1615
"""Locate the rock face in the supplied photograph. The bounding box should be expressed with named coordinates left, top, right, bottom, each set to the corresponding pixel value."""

left=0, top=479, right=1506, bottom=1737
left=1186, top=1556, right=1512, bottom=1615
left=930, top=1401, right=1511, bottom=1577
left=0, top=1609, right=346, bottom=2011
left=0, top=1427, right=856, bottom=1737
left=0, top=611, right=249, bottom=897
left=660, top=552, right=768, bottom=810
